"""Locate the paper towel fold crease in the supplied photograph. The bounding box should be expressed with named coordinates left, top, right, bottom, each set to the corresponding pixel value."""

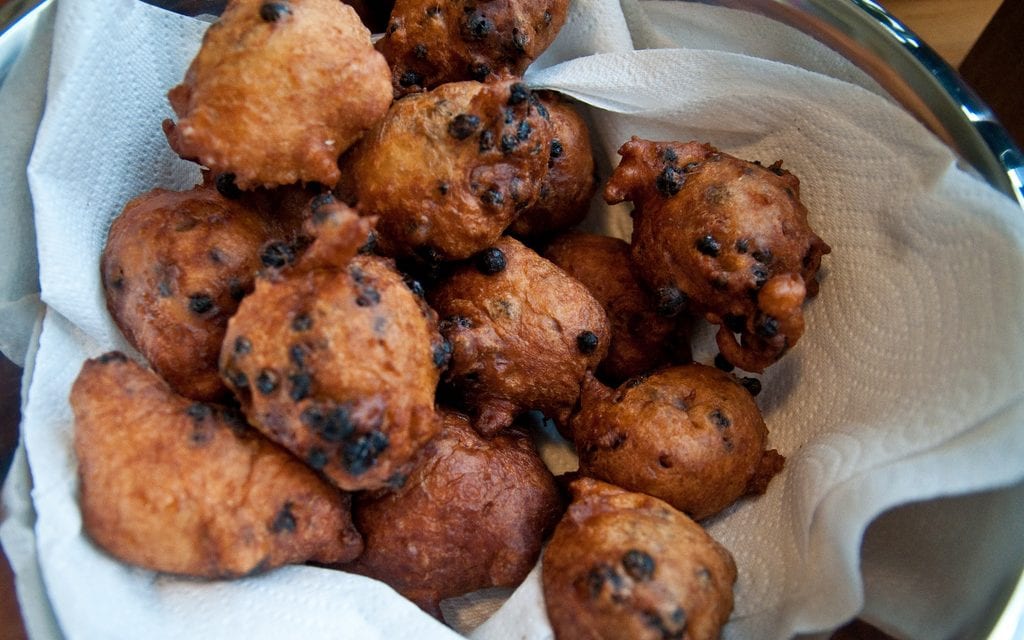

left=4, top=0, right=1024, bottom=638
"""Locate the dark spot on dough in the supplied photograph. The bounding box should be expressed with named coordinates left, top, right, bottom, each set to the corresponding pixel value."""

left=399, top=70, right=424, bottom=88
left=656, top=166, right=684, bottom=196
left=234, top=336, right=252, bottom=355
left=358, top=231, right=378, bottom=255
left=481, top=188, right=505, bottom=205
left=289, top=344, right=306, bottom=368
left=403, top=274, right=425, bottom=298
left=464, top=11, right=493, bottom=39
left=412, top=43, right=428, bottom=59
left=662, top=147, right=678, bottom=163
left=469, top=62, right=491, bottom=81
left=426, top=5, right=441, bottom=17
left=292, top=313, right=312, bottom=332
left=696, top=235, right=721, bottom=257
left=516, top=120, right=532, bottom=142
left=756, top=315, right=779, bottom=338
left=655, top=286, right=688, bottom=317
left=288, top=372, right=311, bottom=401
left=500, top=134, right=519, bottom=154
left=735, top=238, right=750, bottom=253
left=188, top=294, right=215, bottom=315
left=576, top=331, right=599, bottom=355
left=260, top=241, right=295, bottom=269
left=342, top=430, right=389, bottom=475
left=270, top=502, right=296, bottom=533
left=752, top=265, right=769, bottom=289
left=752, top=249, right=773, bottom=264
left=301, top=404, right=354, bottom=442
left=622, top=549, right=655, bottom=581
left=741, top=377, right=762, bottom=396
left=307, top=447, right=327, bottom=470
left=256, top=369, right=279, bottom=395
left=448, top=114, right=481, bottom=140
left=432, top=339, right=453, bottom=369
left=157, top=279, right=172, bottom=298
left=438, top=182, right=450, bottom=195
left=549, top=139, right=563, bottom=161
left=226, top=369, right=249, bottom=389
left=215, top=172, right=242, bottom=199
left=356, top=287, right=381, bottom=307
left=476, top=247, right=507, bottom=274
left=229, top=278, right=246, bottom=302
left=259, top=2, right=291, bottom=22
left=705, top=184, right=728, bottom=205
left=508, top=83, right=529, bottom=106
left=512, top=27, right=528, bottom=52
left=658, top=453, right=673, bottom=468
left=709, top=409, right=731, bottom=429
left=186, top=403, right=212, bottom=422
left=479, top=129, right=495, bottom=152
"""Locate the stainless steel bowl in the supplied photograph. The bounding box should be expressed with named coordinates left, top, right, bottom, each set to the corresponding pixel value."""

left=1, top=1, right=1021, bottom=638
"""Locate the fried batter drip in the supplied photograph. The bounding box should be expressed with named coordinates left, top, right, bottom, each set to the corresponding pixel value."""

left=542, top=477, right=736, bottom=640
left=220, top=202, right=443, bottom=491
left=341, top=79, right=554, bottom=261
left=101, top=183, right=298, bottom=401
left=377, top=0, right=569, bottom=95
left=572, top=365, right=785, bottom=520
left=430, top=236, right=610, bottom=436
left=347, top=410, right=563, bottom=617
left=70, top=353, right=363, bottom=578
left=544, top=233, right=686, bottom=385
left=164, top=0, right=392, bottom=189
left=510, top=93, right=596, bottom=241
left=605, top=137, right=830, bottom=372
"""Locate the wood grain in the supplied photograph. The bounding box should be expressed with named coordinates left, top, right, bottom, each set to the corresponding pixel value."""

left=883, top=0, right=1002, bottom=67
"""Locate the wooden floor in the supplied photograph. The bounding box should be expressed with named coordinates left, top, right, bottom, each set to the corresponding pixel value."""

left=0, top=1, right=1005, bottom=640
left=885, top=0, right=1003, bottom=67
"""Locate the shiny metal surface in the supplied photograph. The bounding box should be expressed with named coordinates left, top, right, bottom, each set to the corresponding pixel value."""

left=688, top=0, right=1024, bottom=208
left=0, top=1, right=1022, bottom=639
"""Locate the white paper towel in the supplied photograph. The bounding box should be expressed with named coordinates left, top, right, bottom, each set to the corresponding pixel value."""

left=4, top=0, right=1024, bottom=638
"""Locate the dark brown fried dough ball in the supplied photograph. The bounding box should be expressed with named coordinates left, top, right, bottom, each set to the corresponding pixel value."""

left=430, top=236, right=609, bottom=436
left=347, top=410, right=563, bottom=617
left=377, top=0, right=568, bottom=95
left=543, top=477, right=736, bottom=640
left=164, top=0, right=392, bottom=189
left=341, top=79, right=553, bottom=261
left=102, top=183, right=298, bottom=401
left=509, top=93, right=596, bottom=241
left=572, top=365, right=785, bottom=521
left=220, top=203, right=443, bottom=491
left=545, top=233, right=686, bottom=385
left=605, top=137, right=830, bottom=373
left=70, top=353, right=363, bottom=578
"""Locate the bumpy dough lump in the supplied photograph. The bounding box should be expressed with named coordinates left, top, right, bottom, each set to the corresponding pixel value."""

left=430, top=236, right=610, bottom=435
left=220, top=202, right=443, bottom=491
left=605, top=137, right=830, bottom=373
left=544, top=233, right=686, bottom=385
left=509, top=92, right=596, bottom=241
left=70, top=353, right=363, bottom=578
left=101, top=183, right=298, bottom=401
left=164, top=0, right=392, bottom=189
left=341, top=79, right=554, bottom=261
left=347, top=410, right=563, bottom=617
left=377, top=0, right=569, bottom=95
left=572, top=364, right=785, bottom=520
left=542, top=477, right=737, bottom=640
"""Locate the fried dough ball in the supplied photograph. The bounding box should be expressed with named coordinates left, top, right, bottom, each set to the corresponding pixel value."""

left=545, top=233, right=686, bottom=385
left=542, top=477, right=736, bottom=640
left=572, top=365, right=785, bottom=521
left=605, top=138, right=831, bottom=373
left=164, top=0, right=392, bottom=189
left=70, top=353, right=363, bottom=578
left=101, top=183, right=299, bottom=401
left=341, top=79, right=553, bottom=261
left=377, top=0, right=569, bottom=95
left=509, top=93, right=596, bottom=241
left=220, top=202, right=443, bottom=491
left=430, top=236, right=609, bottom=436
left=347, top=410, right=563, bottom=617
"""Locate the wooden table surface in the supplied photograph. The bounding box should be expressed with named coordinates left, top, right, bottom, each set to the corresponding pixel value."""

left=0, top=1, right=1019, bottom=639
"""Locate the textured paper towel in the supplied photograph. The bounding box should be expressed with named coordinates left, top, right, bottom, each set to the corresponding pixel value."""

left=6, top=0, right=1024, bottom=638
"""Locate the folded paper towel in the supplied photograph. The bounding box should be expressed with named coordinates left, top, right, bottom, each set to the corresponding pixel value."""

left=4, top=0, right=1024, bottom=638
